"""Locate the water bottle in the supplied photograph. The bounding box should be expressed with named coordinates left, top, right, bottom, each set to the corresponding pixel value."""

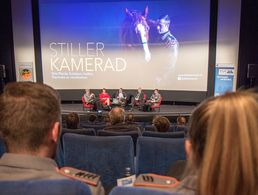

left=124, top=167, right=131, bottom=177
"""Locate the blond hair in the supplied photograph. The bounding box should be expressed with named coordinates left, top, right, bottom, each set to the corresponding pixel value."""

left=196, top=92, right=258, bottom=195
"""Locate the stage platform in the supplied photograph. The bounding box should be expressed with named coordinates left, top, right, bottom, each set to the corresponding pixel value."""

left=61, top=104, right=196, bottom=118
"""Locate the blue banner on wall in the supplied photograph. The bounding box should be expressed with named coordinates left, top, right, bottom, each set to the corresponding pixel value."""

left=214, top=64, right=234, bottom=96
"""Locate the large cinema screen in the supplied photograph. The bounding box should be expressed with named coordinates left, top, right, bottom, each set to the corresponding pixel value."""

left=38, top=0, right=210, bottom=91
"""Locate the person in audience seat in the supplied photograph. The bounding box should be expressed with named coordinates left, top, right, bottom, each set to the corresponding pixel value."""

left=176, top=116, right=187, bottom=126
left=0, top=82, right=104, bottom=195
left=152, top=116, right=170, bottom=132
left=104, top=107, right=141, bottom=134
left=66, top=112, right=79, bottom=129
left=134, top=91, right=258, bottom=195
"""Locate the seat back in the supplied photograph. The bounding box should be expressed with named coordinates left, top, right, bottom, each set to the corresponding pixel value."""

left=97, top=130, right=140, bottom=154
left=0, top=179, right=91, bottom=195
left=142, top=131, right=185, bottom=138
left=110, top=186, right=180, bottom=195
left=56, top=128, right=96, bottom=167
left=136, top=137, right=186, bottom=175
left=0, top=138, right=6, bottom=158
left=62, top=134, right=134, bottom=190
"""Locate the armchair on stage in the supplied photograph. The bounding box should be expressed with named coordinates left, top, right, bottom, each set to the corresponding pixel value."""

left=82, top=96, right=94, bottom=111
left=151, top=96, right=162, bottom=112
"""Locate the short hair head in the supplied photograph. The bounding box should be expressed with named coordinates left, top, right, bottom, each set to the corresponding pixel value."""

left=177, top=116, right=187, bottom=125
left=66, top=112, right=79, bottom=129
left=159, top=15, right=170, bottom=25
left=88, top=114, right=97, bottom=123
left=0, top=82, right=60, bottom=153
left=109, top=107, right=125, bottom=125
left=153, top=116, right=170, bottom=132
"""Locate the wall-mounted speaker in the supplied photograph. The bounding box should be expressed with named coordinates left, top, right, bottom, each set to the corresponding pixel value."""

left=0, top=64, right=6, bottom=79
left=247, top=64, right=258, bottom=78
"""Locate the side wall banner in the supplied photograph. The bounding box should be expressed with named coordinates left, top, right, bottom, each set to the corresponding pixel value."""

left=214, top=64, right=234, bottom=96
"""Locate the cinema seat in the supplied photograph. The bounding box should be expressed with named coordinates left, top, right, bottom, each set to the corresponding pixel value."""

left=0, top=179, right=91, bottom=195
left=142, top=131, right=185, bottom=138
left=110, top=186, right=180, bottom=195
left=62, top=134, right=134, bottom=190
left=136, top=137, right=185, bottom=175
left=0, top=138, right=6, bottom=158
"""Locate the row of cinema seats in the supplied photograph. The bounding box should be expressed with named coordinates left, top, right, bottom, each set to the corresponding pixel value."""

left=0, top=180, right=178, bottom=195
left=60, top=127, right=185, bottom=155
left=0, top=134, right=184, bottom=194
left=57, top=133, right=186, bottom=191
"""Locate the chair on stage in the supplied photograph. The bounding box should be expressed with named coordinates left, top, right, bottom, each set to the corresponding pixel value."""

left=151, top=96, right=162, bottom=112
left=62, top=133, right=134, bottom=190
left=0, top=179, right=91, bottom=195
left=82, top=96, right=94, bottom=111
left=136, top=136, right=186, bottom=175
left=134, top=93, right=147, bottom=110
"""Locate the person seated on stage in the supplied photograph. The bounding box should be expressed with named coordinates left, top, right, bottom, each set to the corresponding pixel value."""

left=103, top=107, right=141, bottom=134
left=0, top=82, right=104, bottom=195
left=114, top=88, right=127, bottom=106
left=135, top=91, right=258, bottom=195
left=98, top=88, right=111, bottom=108
left=132, top=87, right=145, bottom=109
left=152, top=116, right=170, bottom=132
left=83, top=89, right=95, bottom=105
left=143, top=89, right=161, bottom=111
left=66, top=112, right=80, bottom=129
left=148, top=89, right=161, bottom=105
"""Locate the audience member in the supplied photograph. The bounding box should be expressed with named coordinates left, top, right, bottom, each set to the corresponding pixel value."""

left=88, top=113, right=98, bottom=123
left=176, top=116, right=187, bottom=126
left=152, top=116, right=170, bottom=132
left=0, top=82, right=104, bottom=195
left=104, top=107, right=141, bottom=134
left=135, top=91, right=258, bottom=195
left=66, top=112, right=79, bottom=129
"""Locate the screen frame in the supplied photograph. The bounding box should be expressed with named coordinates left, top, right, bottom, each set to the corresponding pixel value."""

left=31, top=0, right=217, bottom=103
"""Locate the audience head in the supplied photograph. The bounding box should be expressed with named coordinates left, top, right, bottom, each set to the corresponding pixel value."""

left=88, top=114, right=97, bottom=123
left=108, top=107, right=125, bottom=125
left=138, top=87, right=142, bottom=93
left=119, top=88, right=123, bottom=93
left=152, top=116, right=170, bottom=132
left=0, top=82, right=60, bottom=157
left=102, top=88, right=106, bottom=93
left=66, top=112, right=79, bottom=129
left=186, top=91, right=258, bottom=195
left=154, top=89, right=159, bottom=94
left=126, top=114, right=134, bottom=123
left=176, top=116, right=187, bottom=126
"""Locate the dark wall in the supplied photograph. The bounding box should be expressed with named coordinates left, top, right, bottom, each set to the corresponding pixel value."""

left=237, top=0, right=258, bottom=88
left=0, top=0, right=16, bottom=93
